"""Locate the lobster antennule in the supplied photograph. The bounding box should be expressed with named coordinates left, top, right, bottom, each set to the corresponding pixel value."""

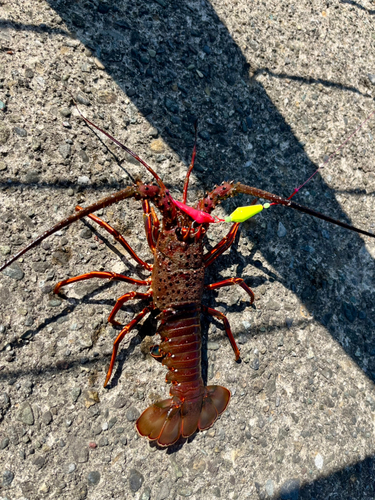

left=73, top=99, right=167, bottom=191
left=136, top=386, right=230, bottom=446
left=182, top=120, right=198, bottom=204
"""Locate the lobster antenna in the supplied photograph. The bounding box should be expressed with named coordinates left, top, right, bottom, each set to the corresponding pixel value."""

left=72, top=97, right=167, bottom=191
left=182, top=120, right=198, bottom=203
left=235, top=184, right=375, bottom=238
left=288, top=200, right=375, bottom=238
left=0, top=186, right=136, bottom=273
left=288, top=108, right=375, bottom=200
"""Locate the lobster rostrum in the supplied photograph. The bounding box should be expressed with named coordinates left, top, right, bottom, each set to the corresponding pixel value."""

left=1, top=109, right=374, bottom=447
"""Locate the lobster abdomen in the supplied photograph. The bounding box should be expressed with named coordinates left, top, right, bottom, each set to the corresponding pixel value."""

left=136, top=304, right=230, bottom=446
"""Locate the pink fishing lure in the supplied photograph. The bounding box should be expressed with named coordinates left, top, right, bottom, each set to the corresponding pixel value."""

left=172, top=198, right=221, bottom=224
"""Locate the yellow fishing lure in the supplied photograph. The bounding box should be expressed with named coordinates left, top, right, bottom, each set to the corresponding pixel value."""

left=225, top=203, right=270, bottom=223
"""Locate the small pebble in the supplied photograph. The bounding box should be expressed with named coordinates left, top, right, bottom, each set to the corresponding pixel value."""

left=80, top=227, right=92, bottom=239
left=198, top=130, right=210, bottom=141
left=77, top=175, right=91, bottom=185
left=48, top=299, right=62, bottom=307
left=76, top=93, right=90, bottom=106
left=315, top=453, right=323, bottom=470
left=126, top=407, right=140, bottom=422
left=179, top=487, right=193, bottom=497
left=277, top=222, right=287, bottom=237
left=207, top=341, right=220, bottom=351
left=59, top=143, right=71, bottom=159
left=33, top=455, right=45, bottom=470
left=2, top=264, right=24, bottom=281
left=42, top=411, right=52, bottom=425
left=141, top=487, right=151, bottom=500
left=87, top=471, right=101, bottom=486
left=0, top=123, right=10, bottom=145
left=71, top=440, right=89, bottom=463
left=67, top=463, right=76, bottom=473
left=0, top=437, right=10, bottom=449
left=14, top=127, right=27, bottom=137
left=108, top=416, right=117, bottom=429
left=265, top=479, right=274, bottom=497
left=98, top=436, right=109, bottom=447
left=0, top=245, right=11, bottom=256
left=19, top=402, right=34, bottom=425
left=94, top=58, right=105, bottom=70
left=60, top=107, right=71, bottom=117
left=302, top=245, right=315, bottom=253
left=242, top=320, right=251, bottom=330
left=164, top=97, right=179, bottom=114
left=2, top=469, right=14, bottom=487
left=129, top=469, right=144, bottom=493
left=250, top=357, right=260, bottom=371
left=71, top=387, right=81, bottom=403
left=39, top=483, right=49, bottom=494
left=156, top=482, right=170, bottom=500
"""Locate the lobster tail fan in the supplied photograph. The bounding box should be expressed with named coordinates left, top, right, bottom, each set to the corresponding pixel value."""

left=136, top=386, right=230, bottom=446
left=198, top=385, right=230, bottom=430
left=181, top=398, right=202, bottom=438
left=136, top=398, right=183, bottom=446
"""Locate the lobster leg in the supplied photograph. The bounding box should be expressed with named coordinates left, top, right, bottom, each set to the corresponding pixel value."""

left=203, top=223, right=240, bottom=268
left=75, top=205, right=152, bottom=271
left=53, top=272, right=150, bottom=294
left=202, top=305, right=240, bottom=360
left=150, top=206, right=160, bottom=245
left=142, top=200, right=159, bottom=252
left=108, top=290, right=153, bottom=327
left=205, top=277, right=255, bottom=304
left=104, top=304, right=154, bottom=387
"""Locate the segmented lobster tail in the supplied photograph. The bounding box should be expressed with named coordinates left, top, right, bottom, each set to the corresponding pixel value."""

left=136, top=304, right=230, bottom=446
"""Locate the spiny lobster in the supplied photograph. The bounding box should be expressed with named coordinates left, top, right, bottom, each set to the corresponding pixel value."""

left=1, top=109, right=374, bottom=447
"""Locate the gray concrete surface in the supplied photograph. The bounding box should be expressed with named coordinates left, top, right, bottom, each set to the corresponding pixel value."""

left=0, top=0, right=375, bottom=499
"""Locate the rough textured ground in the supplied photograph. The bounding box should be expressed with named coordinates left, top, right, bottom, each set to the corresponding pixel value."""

left=0, top=0, right=375, bottom=499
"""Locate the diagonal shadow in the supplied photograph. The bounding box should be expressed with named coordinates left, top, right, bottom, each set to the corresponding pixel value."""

left=273, top=454, right=375, bottom=499
left=1, top=0, right=375, bottom=496
left=340, top=0, right=375, bottom=15
left=0, top=19, right=71, bottom=37
left=255, top=67, right=374, bottom=98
